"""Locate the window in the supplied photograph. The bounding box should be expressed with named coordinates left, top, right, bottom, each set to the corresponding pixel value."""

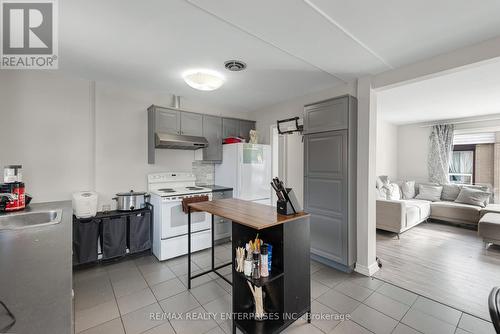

left=449, top=145, right=475, bottom=184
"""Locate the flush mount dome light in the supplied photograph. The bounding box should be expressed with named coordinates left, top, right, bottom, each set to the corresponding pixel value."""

left=182, top=69, right=225, bottom=91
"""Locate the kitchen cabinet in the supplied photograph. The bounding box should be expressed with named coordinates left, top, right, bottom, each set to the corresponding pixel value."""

left=148, top=104, right=257, bottom=163
left=303, top=95, right=357, bottom=271
left=238, top=120, right=256, bottom=142
left=303, top=96, right=348, bottom=134
left=155, top=107, right=181, bottom=135
left=202, top=115, right=223, bottom=161
left=212, top=189, right=233, bottom=241
left=181, top=112, right=203, bottom=136
left=222, top=118, right=239, bottom=138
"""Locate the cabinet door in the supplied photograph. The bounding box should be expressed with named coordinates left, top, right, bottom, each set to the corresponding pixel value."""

left=213, top=190, right=233, bottom=240
left=222, top=118, right=239, bottom=138
left=155, top=108, right=180, bottom=134
left=304, top=130, right=348, bottom=265
left=239, top=120, right=255, bottom=142
left=180, top=112, right=203, bottom=136
left=304, top=96, right=348, bottom=134
left=202, top=115, right=222, bottom=161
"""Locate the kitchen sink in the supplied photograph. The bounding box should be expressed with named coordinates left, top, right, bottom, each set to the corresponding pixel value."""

left=0, top=209, right=62, bottom=230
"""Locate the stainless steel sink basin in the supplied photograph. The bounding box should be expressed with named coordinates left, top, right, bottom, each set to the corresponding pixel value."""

left=0, top=209, right=62, bottom=230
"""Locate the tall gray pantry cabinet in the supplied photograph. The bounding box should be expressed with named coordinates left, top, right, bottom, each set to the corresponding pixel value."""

left=303, top=95, right=357, bottom=271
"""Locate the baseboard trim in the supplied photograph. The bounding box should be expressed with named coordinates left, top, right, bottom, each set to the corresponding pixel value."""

left=355, top=261, right=379, bottom=276
left=311, top=253, right=354, bottom=273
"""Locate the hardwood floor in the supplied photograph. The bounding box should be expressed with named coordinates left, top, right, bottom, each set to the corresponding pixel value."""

left=375, top=220, right=500, bottom=321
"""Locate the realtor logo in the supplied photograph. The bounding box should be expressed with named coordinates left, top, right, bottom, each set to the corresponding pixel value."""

left=1, top=0, right=58, bottom=69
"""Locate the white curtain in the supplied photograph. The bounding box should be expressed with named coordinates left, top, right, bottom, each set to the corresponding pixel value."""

left=449, top=151, right=473, bottom=174
left=428, top=124, right=454, bottom=184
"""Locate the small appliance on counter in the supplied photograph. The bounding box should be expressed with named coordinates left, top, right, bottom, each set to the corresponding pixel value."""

left=0, top=165, right=30, bottom=212
left=72, top=191, right=98, bottom=218
left=271, top=177, right=302, bottom=215
left=113, top=190, right=150, bottom=211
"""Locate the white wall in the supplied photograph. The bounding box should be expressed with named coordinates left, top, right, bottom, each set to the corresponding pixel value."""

left=0, top=71, right=252, bottom=205
left=376, top=118, right=398, bottom=180
left=254, top=82, right=357, bottom=144
left=397, top=124, right=431, bottom=182
left=394, top=118, right=500, bottom=183
left=0, top=71, right=93, bottom=202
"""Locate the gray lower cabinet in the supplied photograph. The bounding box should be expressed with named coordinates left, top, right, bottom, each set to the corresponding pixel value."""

left=180, top=112, right=203, bottom=136
left=212, top=190, right=233, bottom=240
left=238, top=120, right=255, bottom=142
left=303, top=95, right=357, bottom=271
left=222, top=118, right=239, bottom=138
left=202, top=115, right=223, bottom=161
left=155, top=107, right=181, bottom=135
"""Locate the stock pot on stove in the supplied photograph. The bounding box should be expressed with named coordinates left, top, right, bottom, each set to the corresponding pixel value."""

left=113, top=190, right=150, bottom=211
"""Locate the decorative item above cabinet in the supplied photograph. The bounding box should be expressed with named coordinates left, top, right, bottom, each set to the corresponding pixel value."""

left=147, top=105, right=256, bottom=164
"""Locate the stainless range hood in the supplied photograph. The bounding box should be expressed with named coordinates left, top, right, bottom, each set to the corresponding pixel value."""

left=155, top=132, right=208, bottom=150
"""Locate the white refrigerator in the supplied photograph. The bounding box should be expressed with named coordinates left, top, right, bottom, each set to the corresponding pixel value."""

left=215, top=143, right=272, bottom=205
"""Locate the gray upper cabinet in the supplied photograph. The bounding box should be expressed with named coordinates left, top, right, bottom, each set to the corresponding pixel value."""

left=148, top=104, right=256, bottom=164
left=202, top=115, right=223, bottom=161
left=239, top=120, right=256, bottom=142
left=180, top=112, right=203, bottom=136
left=303, top=96, right=348, bottom=134
left=222, top=118, right=239, bottom=138
left=155, top=107, right=181, bottom=135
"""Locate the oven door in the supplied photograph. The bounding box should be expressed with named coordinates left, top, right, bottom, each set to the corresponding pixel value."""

left=160, top=196, right=212, bottom=239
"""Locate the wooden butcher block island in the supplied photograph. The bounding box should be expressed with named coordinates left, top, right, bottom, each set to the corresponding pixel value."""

left=188, top=198, right=311, bottom=334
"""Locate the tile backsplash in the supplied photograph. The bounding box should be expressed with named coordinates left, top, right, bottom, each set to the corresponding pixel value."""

left=192, top=161, right=215, bottom=186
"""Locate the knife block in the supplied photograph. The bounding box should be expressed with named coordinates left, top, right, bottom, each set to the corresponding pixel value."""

left=276, top=187, right=301, bottom=215
left=277, top=199, right=295, bottom=215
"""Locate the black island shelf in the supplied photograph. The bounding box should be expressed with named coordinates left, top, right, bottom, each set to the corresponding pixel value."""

left=188, top=198, right=311, bottom=334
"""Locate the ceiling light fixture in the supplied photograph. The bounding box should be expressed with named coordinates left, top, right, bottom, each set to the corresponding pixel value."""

left=182, top=69, right=225, bottom=91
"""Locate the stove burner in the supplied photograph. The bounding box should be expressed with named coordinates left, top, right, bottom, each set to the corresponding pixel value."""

left=186, top=187, right=203, bottom=190
left=158, top=188, right=176, bottom=193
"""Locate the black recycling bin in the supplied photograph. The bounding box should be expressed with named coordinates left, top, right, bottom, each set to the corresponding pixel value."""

left=73, top=217, right=100, bottom=265
left=101, top=216, right=127, bottom=259
left=129, top=211, right=151, bottom=253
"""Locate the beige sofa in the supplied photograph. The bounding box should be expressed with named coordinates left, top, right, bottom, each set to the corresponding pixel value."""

left=376, top=181, right=493, bottom=235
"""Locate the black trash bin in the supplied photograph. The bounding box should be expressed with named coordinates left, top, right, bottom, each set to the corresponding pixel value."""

left=129, top=211, right=151, bottom=253
left=101, top=216, right=127, bottom=259
left=73, top=217, right=100, bottom=265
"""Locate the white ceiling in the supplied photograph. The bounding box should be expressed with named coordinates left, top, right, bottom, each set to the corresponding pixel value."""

left=378, top=59, right=500, bottom=124
left=60, top=0, right=500, bottom=113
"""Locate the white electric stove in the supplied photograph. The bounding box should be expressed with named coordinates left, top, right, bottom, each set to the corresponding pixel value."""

left=148, top=172, right=213, bottom=261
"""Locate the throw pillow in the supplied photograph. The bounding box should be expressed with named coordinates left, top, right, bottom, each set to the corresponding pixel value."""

left=400, top=181, right=416, bottom=199
left=463, top=185, right=491, bottom=205
left=415, top=184, right=443, bottom=202
left=387, top=183, right=401, bottom=200
left=455, top=187, right=491, bottom=208
left=376, top=175, right=390, bottom=189
left=441, top=184, right=461, bottom=201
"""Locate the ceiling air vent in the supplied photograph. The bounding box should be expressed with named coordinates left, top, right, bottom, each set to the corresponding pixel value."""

left=224, top=60, right=247, bottom=72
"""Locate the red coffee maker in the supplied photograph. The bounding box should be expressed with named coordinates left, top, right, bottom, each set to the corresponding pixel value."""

left=0, top=165, right=26, bottom=212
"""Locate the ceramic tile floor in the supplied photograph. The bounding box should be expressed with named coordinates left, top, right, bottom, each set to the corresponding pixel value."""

left=73, top=243, right=496, bottom=334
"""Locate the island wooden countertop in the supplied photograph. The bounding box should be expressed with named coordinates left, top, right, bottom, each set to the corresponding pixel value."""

left=188, top=198, right=309, bottom=230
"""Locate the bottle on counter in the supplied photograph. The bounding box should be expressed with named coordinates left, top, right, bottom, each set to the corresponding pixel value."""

left=244, top=245, right=253, bottom=277
left=252, top=252, right=261, bottom=279
left=260, top=244, right=269, bottom=277
left=266, top=244, right=272, bottom=273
